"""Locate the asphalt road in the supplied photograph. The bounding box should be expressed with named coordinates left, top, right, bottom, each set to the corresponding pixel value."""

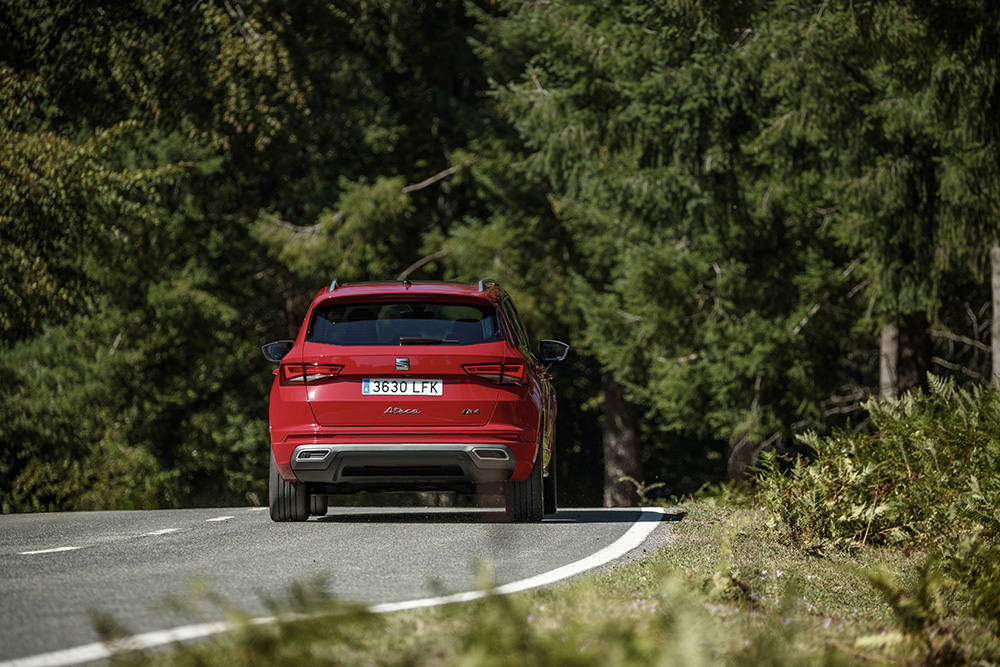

left=0, top=505, right=678, bottom=663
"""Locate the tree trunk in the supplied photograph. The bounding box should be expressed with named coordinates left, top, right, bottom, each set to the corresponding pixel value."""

left=992, top=244, right=1000, bottom=383
left=727, top=437, right=757, bottom=483
left=880, top=314, right=930, bottom=399
left=879, top=321, right=899, bottom=399
left=601, top=371, right=641, bottom=507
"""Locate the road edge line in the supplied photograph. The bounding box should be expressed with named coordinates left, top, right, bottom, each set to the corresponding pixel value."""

left=1, top=507, right=670, bottom=667
left=370, top=506, right=670, bottom=612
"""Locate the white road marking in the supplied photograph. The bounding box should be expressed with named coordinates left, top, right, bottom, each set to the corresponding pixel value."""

left=0, top=622, right=229, bottom=667
left=0, top=507, right=671, bottom=667
left=371, top=507, right=671, bottom=612
left=142, top=528, right=179, bottom=536
left=19, top=523, right=197, bottom=557
left=205, top=516, right=235, bottom=522
left=18, top=546, right=83, bottom=556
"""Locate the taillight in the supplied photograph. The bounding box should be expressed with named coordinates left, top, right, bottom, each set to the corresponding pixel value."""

left=279, top=363, right=344, bottom=386
left=501, top=363, right=526, bottom=383
left=463, top=362, right=527, bottom=384
left=462, top=363, right=502, bottom=382
left=280, top=364, right=306, bottom=384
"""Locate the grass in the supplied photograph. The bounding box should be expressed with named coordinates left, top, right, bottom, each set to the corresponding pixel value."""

left=103, top=497, right=998, bottom=666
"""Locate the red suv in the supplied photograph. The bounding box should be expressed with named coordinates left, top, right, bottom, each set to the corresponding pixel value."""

left=261, top=279, right=569, bottom=522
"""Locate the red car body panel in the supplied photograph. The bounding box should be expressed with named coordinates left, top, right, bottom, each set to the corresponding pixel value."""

left=267, top=281, right=554, bottom=491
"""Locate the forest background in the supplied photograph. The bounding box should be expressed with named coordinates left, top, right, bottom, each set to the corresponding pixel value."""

left=2, top=0, right=997, bottom=513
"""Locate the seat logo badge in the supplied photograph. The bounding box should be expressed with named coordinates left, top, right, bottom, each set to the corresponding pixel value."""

left=385, top=406, right=420, bottom=415
left=462, top=408, right=480, bottom=415
left=395, top=358, right=409, bottom=371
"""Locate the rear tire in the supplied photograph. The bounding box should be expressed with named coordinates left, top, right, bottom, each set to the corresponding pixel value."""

left=269, top=455, right=308, bottom=522
left=543, top=444, right=557, bottom=516
left=505, top=448, right=544, bottom=523
left=309, top=494, right=328, bottom=517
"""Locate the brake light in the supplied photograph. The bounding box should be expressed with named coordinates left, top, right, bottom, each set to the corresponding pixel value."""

left=463, top=362, right=527, bottom=384
left=279, top=363, right=344, bottom=385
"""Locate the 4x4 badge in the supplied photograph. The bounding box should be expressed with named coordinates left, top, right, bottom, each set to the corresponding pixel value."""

left=395, top=358, right=409, bottom=371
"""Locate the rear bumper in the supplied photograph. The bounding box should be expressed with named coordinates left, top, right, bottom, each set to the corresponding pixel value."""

left=289, top=443, right=516, bottom=492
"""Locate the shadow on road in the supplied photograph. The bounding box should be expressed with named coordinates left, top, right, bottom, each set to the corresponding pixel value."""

left=314, top=508, right=685, bottom=525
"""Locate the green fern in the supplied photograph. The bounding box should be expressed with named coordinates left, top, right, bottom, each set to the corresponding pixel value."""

left=758, top=376, right=1000, bottom=634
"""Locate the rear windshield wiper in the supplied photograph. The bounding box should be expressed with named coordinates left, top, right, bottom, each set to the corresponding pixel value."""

left=398, top=337, right=459, bottom=345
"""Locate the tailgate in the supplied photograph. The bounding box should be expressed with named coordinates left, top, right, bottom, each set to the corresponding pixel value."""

left=302, top=341, right=504, bottom=427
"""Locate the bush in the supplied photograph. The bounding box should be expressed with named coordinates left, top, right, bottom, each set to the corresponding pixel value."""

left=758, top=375, right=1000, bottom=657
left=758, top=375, right=1000, bottom=551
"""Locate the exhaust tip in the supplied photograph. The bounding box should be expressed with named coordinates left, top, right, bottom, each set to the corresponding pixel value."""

left=296, top=448, right=332, bottom=462
left=472, top=448, right=509, bottom=461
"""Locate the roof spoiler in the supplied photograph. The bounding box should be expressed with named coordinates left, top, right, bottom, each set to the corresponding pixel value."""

left=327, top=278, right=496, bottom=292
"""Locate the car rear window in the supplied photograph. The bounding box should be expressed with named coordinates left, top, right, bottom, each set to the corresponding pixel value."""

left=307, top=301, right=504, bottom=346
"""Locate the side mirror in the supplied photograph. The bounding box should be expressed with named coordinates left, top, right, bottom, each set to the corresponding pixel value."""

left=261, top=340, right=294, bottom=362
left=539, top=339, right=570, bottom=363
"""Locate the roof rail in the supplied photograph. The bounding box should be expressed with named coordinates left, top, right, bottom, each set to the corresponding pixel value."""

left=477, top=277, right=497, bottom=292
left=329, top=279, right=339, bottom=292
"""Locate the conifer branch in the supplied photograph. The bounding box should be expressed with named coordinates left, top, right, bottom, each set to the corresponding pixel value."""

left=221, top=1, right=261, bottom=43
left=395, top=249, right=449, bottom=281
left=265, top=160, right=477, bottom=235
left=930, top=356, right=984, bottom=381
left=401, top=158, right=477, bottom=193
left=929, top=329, right=990, bottom=353
left=791, top=261, right=860, bottom=335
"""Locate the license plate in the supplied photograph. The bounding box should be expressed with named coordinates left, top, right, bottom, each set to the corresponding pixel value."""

left=362, top=378, right=443, bottom=396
